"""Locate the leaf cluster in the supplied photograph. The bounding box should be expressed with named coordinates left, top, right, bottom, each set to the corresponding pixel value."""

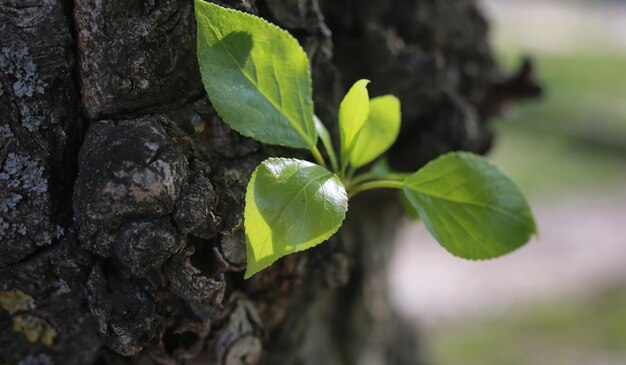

left=195, top=0, right=537, bottom=278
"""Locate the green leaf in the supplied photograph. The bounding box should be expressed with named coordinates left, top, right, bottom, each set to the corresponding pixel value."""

left=339, top=79, right=370, bottom=167
left=314, top=115, right=339, bottom=172
left=400, top=192, right=420, bottom=220
left=403, top=152, right=536, bottom=259
left=350, top=95, right=401, bottom=168
left=195, top=0, right=317, bottom=149
left=244, top=158, right=348, bottom=278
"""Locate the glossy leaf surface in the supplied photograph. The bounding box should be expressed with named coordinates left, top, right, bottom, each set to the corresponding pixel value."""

left=403, top=152, right=536, bottom=259
left=195, top=0, right=317, bottom=149
left=244, top=158, right=348, bottom=278
left=350, top=95, right=401, bottom=168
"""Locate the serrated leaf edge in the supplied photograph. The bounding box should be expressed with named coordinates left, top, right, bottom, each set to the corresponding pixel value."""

left=402, top=151, right=537, bottom=261
left=243, top=157, right=348, bottom=278
left=195, top=0, right=317, bottom=149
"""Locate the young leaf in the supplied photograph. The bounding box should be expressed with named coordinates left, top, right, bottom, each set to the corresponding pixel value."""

left=339, top=79, right=370, bottom=167
left=244, top=158, right=348, bottom=278
left=403, top=152, right=536, bottom=260
left=350, top=95, right=401, bottom=169
left=195, top=0, right=317, bottom=149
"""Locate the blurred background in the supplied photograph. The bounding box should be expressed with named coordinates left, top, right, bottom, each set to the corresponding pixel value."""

left=388, top=0, right=626, bottom=364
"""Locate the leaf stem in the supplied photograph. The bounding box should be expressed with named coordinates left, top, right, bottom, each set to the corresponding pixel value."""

left=347, top=165, right=357, bottom=180
left=311, top=146, right=327, bottom=168
left=340, top=156, right=348, bottom=179
left=349, top=171, right=408, bottom=187
left=327, top=150, right=339, bottom=173
left=314, top=116, right=339, bottom=173
left=348, top=179, right=404, bottom=199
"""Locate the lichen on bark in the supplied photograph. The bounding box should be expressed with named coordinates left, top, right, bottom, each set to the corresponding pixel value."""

left=0, top=0, right=540, bottom=364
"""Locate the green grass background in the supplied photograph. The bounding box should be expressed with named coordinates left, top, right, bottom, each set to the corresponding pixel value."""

left=428, top=289, right=626, bottom=365
left=491, top=52, right=626, bottom=197
left=427, top=16, right=626, bottom=365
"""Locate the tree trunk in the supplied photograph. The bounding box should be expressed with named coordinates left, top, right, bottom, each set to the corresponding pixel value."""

left=0, top=0, right=540, bottom=364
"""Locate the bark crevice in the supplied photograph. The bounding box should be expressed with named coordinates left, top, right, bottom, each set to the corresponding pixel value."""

left=0, top=0, right=540, bottom=364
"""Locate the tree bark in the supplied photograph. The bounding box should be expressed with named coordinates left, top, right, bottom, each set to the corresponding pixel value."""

left=0, top=0, right=540, bottom=364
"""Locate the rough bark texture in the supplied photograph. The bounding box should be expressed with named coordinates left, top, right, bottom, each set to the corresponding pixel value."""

left=0, top=0, right=540, bottom=364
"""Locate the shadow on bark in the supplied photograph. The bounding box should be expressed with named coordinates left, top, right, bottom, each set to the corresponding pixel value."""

left=0, top=0, right=540, bottom=364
